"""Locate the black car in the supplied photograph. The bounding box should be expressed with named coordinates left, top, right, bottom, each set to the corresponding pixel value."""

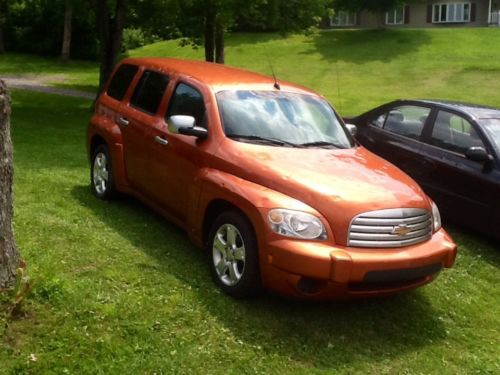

left=347, top=99, right=500, bottom=239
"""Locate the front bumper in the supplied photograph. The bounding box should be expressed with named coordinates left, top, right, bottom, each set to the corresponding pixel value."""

left=262, top=229, right=457, bottom=299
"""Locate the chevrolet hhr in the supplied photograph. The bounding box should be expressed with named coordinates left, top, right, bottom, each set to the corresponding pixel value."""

left=87, top=58, right=457, bottom=299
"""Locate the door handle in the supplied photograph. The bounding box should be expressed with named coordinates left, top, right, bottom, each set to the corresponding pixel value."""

left=154, top=136, right=169, bottom=146
left=117, top=117, right=129, bottom=126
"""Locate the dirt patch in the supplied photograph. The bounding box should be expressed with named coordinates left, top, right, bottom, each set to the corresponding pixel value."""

left=0, top=75, right=95, bottom=100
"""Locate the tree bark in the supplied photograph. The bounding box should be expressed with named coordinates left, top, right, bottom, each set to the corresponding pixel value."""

left=215, top=19, right=224, bottom=64
left=0, top=0, right=6, bottom=54
left=95, top=0, right=128, bottom=95
left=204, top=9, right=215, bottom=62
left=0, top=80, right=19, bottom=289
left=376, top=10, right=386, bottom=30
left=60, top=0, right=73, bottom=61
left=0, top=27, right=4, bottom=54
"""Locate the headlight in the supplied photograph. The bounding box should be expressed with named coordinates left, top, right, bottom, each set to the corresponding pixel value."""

left=268, top=209, right=327, bottom=240
left=431, top=201, right=442, bottom=232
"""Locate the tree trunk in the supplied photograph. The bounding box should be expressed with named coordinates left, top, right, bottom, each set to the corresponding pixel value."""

left=0, top=27, right=4, bottom=54
left=215, top=19, right=224, bottom=64
left=204, top=9, right=215, bottom=62
left=0, top=80, right=19, bottom=289
left=60, top=0, right=73, bottom=61
left=376, top=11, right=386, bottom=30
left=95, top=0, right=128, bottom=95
left=0, top=0, right=6, bottom=54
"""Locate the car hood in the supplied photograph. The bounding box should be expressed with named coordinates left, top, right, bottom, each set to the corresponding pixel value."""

left=215, top=141, right=430, bottom=245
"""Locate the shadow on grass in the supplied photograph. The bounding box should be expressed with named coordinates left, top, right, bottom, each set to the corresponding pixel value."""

left=306, top=29, right=432, bottom=64
left=72, top=185, right=447, bottom=370
left=445, top=224, right=500, bottom=269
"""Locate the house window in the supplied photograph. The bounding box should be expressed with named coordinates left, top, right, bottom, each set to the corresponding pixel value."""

left=433, top=3, right=470, bottom=23
left=330, top=11, right=357, bottom=26
left=386, top=6, right=405, bottom=25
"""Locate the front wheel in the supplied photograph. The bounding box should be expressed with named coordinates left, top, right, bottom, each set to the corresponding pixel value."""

left=208, top=211, right=261, bottom=298
left=91, top=144, right=117, bottom=200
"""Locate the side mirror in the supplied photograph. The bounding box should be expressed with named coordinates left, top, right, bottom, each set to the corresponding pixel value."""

left=346, top=124, right=357, bottom=137
left=465, top=147, right=491, bottom=163
left=167, top=115, right=208, bottom=139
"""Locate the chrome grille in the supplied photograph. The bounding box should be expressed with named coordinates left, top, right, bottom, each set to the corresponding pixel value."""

left=348, top=208, right=432, bottom=248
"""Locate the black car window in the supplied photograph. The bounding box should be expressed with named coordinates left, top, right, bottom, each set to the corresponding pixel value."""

left=130, top=70, right=169, bottom=115
left=107, top=64, right=138, bottom=101
left=370, top=113, right=387, bottom=128
left=167, top=83, right=207, bottom=128
left=430, top=111, right=484, bottom=155
left=382, top=106, right=430, bottom=140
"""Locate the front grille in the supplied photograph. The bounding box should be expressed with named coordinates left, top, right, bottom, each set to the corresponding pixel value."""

left=348, top=208, right=432, bottom=248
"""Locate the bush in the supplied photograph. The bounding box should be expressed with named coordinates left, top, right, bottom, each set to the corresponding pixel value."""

left=121, top=28, right=158, bottom=53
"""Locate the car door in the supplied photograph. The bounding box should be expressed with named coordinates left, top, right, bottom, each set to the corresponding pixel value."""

left=119, top=69, right=170, bottom=198
left=419, top=109, right=498, bottom=232
left=146, top=82, right=209, bottom=223
left=357, top=104, right=432, bottom=182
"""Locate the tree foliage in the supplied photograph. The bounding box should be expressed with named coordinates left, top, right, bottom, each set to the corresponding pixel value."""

left=3, top=0, right=97, bottom=58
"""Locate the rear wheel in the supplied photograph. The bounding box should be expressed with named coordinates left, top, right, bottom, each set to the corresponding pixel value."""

left=208, top=211, right=261, bottom=298
left=91, top=144, right=117, bottom=200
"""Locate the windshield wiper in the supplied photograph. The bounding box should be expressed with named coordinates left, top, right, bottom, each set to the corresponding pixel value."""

left=298, top=141, right=341, bottom=149
left=227, top=134, right=299, bottom=147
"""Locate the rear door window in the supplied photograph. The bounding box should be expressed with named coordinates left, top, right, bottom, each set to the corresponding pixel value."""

left=107, top=64, right=138, bottom=101
left=130, top=70, right=170, bottom=115
left=167, top=83, right=207, bottom=128
left=382, top=106, right=430, bottom=140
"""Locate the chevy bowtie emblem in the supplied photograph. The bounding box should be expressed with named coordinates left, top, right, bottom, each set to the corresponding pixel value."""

left=392, top=224, right=412, bottom=236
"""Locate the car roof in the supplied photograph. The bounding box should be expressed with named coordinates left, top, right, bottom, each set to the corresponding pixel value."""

left=396, top=99, right=500, bottom=120
left=121, top=57, right=318, bottom=96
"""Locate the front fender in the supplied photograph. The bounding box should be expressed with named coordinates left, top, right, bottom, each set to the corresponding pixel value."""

left=191, top=168, right=332, bottom=246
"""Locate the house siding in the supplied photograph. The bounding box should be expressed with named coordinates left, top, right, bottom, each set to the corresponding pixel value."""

left=326, top=0, right=492, bottom=29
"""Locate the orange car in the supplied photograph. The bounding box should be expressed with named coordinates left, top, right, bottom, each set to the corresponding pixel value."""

left=87, top=58, right=457, bottom=299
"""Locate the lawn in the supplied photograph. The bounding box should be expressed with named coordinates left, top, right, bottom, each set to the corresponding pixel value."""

left=129, top=28, right=500, bottom=115
left=3, top=28, right=500, bottom=114
left=1, top=29, right=500, bottom=374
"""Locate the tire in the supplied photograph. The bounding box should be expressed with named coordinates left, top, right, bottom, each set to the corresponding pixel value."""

left=90, top=144, right=117, bottom=200
left=207, top=211, right=261, bottom=298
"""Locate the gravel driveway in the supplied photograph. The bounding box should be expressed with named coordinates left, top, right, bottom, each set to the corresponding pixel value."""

left=0, top=75, right=95, bottom=100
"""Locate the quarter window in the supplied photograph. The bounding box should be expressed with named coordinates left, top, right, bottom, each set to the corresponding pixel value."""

left=130, top=70, right=169, bottom=115
left=107, top=64, right=138, bottom=101
left=370, top=113, right=387, bottom=128
left=430, top=111, right=484, bottom=154
left=433, top=3, right=470, bottom=23
left=382, top=106, right=430, bottom=140
left=330, top=11, right=357, bottom=26
left=386, top=7, right=405, bottom=25
left=167, top=83, right=207, bottom=128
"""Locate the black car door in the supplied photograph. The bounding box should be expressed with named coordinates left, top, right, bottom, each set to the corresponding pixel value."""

left=419, top=109, right=498, bottom=233
left=356, top=104, right=432, bottom=182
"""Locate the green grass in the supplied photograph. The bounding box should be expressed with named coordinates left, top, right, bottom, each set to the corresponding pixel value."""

left=1, top=29, right=500, bottom=373
left=129, top=28, right=500, bottom=115
left=0, top=89, right=499, bottom=374
left=3, top=28, right=500, bottom=113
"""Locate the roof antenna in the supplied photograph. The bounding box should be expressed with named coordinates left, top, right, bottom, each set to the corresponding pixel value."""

left=265, top=47, right=281, bottom=90
left=272, top=68, right=281, bottom=90
left=336, top=61, right=343, bottom=114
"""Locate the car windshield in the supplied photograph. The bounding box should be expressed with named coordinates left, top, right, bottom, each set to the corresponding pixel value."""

left=216, top=90, right=354, bottom=148
left=480, top=119, right=500, bottom=156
